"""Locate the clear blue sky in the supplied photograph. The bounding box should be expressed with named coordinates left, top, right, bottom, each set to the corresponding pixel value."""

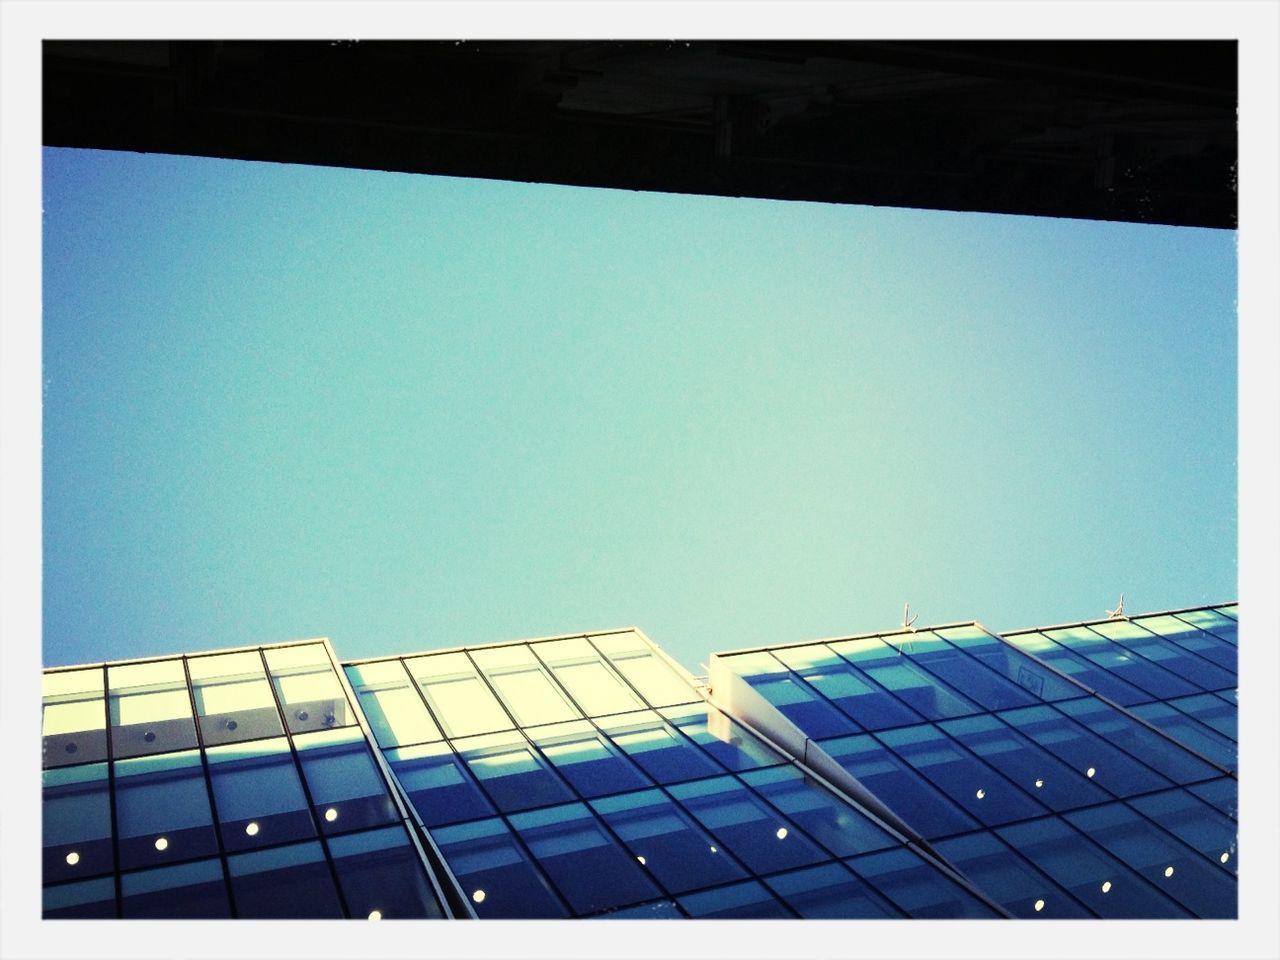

left=42, top=147, right=1237, bottom=670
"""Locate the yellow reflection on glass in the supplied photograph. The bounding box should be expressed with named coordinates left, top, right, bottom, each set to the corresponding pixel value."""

left=775, top=827, right=788, bottom=840
left=154, top=837, right=169, bottom=851
left=324, top=807, right=339, bottom=822
left=472, top=889, right=486, bottom=904
left=1086, top=767, right=1096, bottom=778
left=1163, top=866, right=1175, bottom=877
left=975, top=789, right=985, bottom=799
left=245, top=822, right=260, bottom=837
left=65, top=851, right=80, bottom=866
left=1100, top=880, right=1112, bottom=893
left=1033, top=899, right=1045, bottom=912
left=367, top=909, right=382, bottom=920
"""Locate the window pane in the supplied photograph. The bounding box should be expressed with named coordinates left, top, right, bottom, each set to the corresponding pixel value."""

left=188, top=651, right=283, bottom=746
left=819, top=733, right=981, bottom=839
left=107, top=659, right=198, bottom=759
left=296, top=728, right=399, bottom=834
left=1167, top=692, right=1237, bottom=739
left=432, top=817, right=568, bottom=918
left=997, top=703, right=1173, bottom=797
left=228, top=840, right=344, bottom=918
left=485, top=665, right=581, bottom=727
left=345, top=660, right=441, bottom=748
left=509, top=802, right=663, bottom=915
left=1187, top=778, right=1237, bottom=819
left=739, top=765, right=898, bottom=857
left=846, top=847, right=999, bottom=918
left=903, top=633, right=1042, bottom=710
left=787, top=659, right=923, bottom=730
left=594, top=634, right=699, bottom=708
left=1129, top=702, right=1237, bottom=770
left=526, top=720, right=651, bottom=798
left=932, top=830, right=1093, bottom=918
left=764, top=862, right=903, bottom=918
left=995, top=816, right=1191, bottom=918
left=591, top=788, right=748, bottom=894
left=747, top=674, right=857, bottom=739
left=1004, top=631, right=1153, bottom=705
left=386, top=741, right=495, bottom=827
left=329, top=825, right=445, bottom=919
left=407, top=653, right=513, bottom=738
left=875, top=724, right=1047, bottom=827
left=1089, top=618, right=1236, bottom=690
left=43, top=668, right=107, bottom=768
left=207, top=737, right=316, bottom=851
left=936, top=628, right=1083, bottom=702
left=114, top=750, right=218, bottom=870
left=596, top=711, right=724, bottom=784
left=453, top=730, right=574, bottom=813
left=542, top=658, right=643, bottom=717
left=937, top=713, right=1110, bottom=812
left=667, top=776, right=826, bottom=875
left=829, top=640, right=979, bottom=721
left=1127, top=789, right=1237, bottom=874
left=1043, top=626, right=1200, bottom=700
left=264, top=644, right=353, bottom=734
left=1053, top=697, right=1220, bottom=784
left=678, top=880, right=793, bottom=919
left=661, top=702, right=787, bottom=771
left=121, top=858, right=230, bottom=918
left=43, top=763, right=113, bottom=883
left=1131, top=615, right=1237, bottom=672
left=1064, top=803, right=1236, bottom=918
left=43, top=876, right=116, bottom=919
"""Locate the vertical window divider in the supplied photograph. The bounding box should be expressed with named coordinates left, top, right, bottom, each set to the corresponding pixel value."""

left=101, top=664, right=123, bottom=918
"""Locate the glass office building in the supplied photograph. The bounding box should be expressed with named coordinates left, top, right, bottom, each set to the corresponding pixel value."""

left=42, top=604, right=1237, bottom=919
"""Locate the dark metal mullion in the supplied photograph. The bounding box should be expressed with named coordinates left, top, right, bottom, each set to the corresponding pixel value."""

left=101, top=665, right=123, bottom=918
left=255, top=648, right=354, bottom=920
left=178, top=656, right=238, bottom=917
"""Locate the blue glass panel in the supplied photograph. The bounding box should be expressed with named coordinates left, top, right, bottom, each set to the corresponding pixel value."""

left=875, top=724, right=1047, bottom=827
left=596, top=711, right=724, bottom=784
left=845, top=847, right=999, bottom=918
left=509, top=802, right=662, bottom=915
left=1043, top=627, right=1200, bottom=700
left=996, top=704, right=1172, bottom=797
left=678, top=880, right=794, bottom=918
left=114, top=750, right=218, bottom=870
left=905, top=636, right=1041, bottom=711
left=592, top=899, right=684, bottom=918
left=207, top=737, right=316, bottom=851
left=527, top=721, right=652, bottom=798
left=936, top=627, right=1082, bottom=701
left=1129, top=702, right=1237, bottom=770
left=1130, top=615, right=1237, bottom=672
left=329, top=825, right=445, bottom=919
left=1064, top=803, right=1236, bottom=918
left=1168, top=692, right=1237, bottom=740
left=227, top=841, right=345, bottom=918
left=764, top=862, right=903, bottom=918
left=42, top=763, right=114, bottom=884
left=995, top=816, right=1192, bottom=918
left=856, top=660, right=980, bottom=721
left=121, top=858, right=231, bottom=918
left=454, top=731, right=575, bottom=813
left=296, top=729, right=399, bottom=833
left=43, top=877, right=116, bottom=919
left=797, top=662, right=923, bottom=730
left=1089, top=621, right=1237, bottom=692
left=933, top=831, right=1093, bottom=918
left=1187, top=778, right=1238, bottom=819
left=591, top=789, right=748, bottom=894
left=1053, top=697, right=1220, bottom=784
left=667, top=776, right=827, bottom=874
left=819, top=734, right=981, bottom=839
left=937, top=713, right=1110, bottom=812
left=748, top=675, right=859, bottom=738
left=738, top=765, right=898, bottom=857
left=1004, top=632, right=1153, bottom=705
left=386, top=741, right=496, bottom=827
left=431, top=817, right=568, bottom=918
left=1126, top=789, right=1237, bottom=874
left=1174, top=607, right=1237, bottom=633
left=661, top=702, right=788, bottom=771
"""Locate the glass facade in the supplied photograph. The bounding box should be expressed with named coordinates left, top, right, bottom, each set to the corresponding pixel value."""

left=42, top=604, right=1237, bottom=919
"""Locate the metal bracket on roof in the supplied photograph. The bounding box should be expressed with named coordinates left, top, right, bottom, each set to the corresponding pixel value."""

left=899, top=602, right=919, bottom=655
left=1107, top=593, right=1127, bottom=619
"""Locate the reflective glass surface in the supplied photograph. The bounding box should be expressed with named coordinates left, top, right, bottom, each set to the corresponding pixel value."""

left=107, top=659, right=199, bottom=759
left=472, top=645, right=582, bottom=727
left=1130, top=615, right=1237, bottom=672
left=1003, top=632, right=1152, bottom=705
left=386, top=741, right=495, bottom=827
left=661, top=702, right=787, bottom=771
left=264, top=644, right=353, bottom=734
left=1088, top=619, right=1236, bottom=690
left=207, top=737, right=316, bottom=851
left=764, top=862, right=903, bottom=918
left=1187, top=777, right=1238, bottom=818
left=592, top=632, right=699, bottom=708
left=43, top=763, right=114, bottom=884
left=227, top=840, right=345, bottom=918
left=407, top=652, right=514, bottom=738
left=591, top=789, right=749, bottom=894
left=596, top=711, right=724, bottom=784
left=1166, top=692, right=1237, bottom=740
left=845, top=847, right=999, bottom=918
left=43, top=876, right=117, bottom=919
left=453, top=730, right=575, bottom=813
left=121, top=858, right=231, bottom=918
left=898, top=632, right=1042, bottom=710
left=1041, top=627, right=1200, bottom=701
left=932, top=830, right=1093, bottom=918
left=1129, top=701, right=1237, bottom=770
left=344, top=660, right=441, bottom=748
left=771, top=649, right=923, bottom=730
left=431, top=817, right=568, bottom=918
left=832, top=637, right=980, bottom=721
left=1053, top=697, right=1219, bottom=785
left=329, top=825, right=445, bottom=919
left=296, top=728, right=399, bottom=834
left=527, top=720, right=652, bottom=798
left=43, top=668, right=108, bottom=768
left=533, top=638, right=645, bottom=717
left=738, top=765, right=898, bottom=857
left=934, top=626, right=1082, bottom=701
left=678, top=880, right=794, bottom=918
left=188, top=651, right=283, bottom=746
left=1126, top=788, right=1237, bottom=874
left=113, top=750, right=218, bottom=870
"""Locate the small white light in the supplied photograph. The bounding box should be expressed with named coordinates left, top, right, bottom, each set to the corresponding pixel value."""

left=1163, top=866, right=1175, bottom=878
left=636, top=856, right=646, bottom=865
left=1033, top=899, right=1045, bottom=913
left=1100, top=880, right=1112, bottom=893
left=1034, top=778, right=1044, bottom=789
left=1086, top=767, right=1096, bottom=778
left=1220, top=852, right=1230, bottom=864
left=472, top=889, right=486, bottom=904
left=324, top=808, right=339, bottom=822
left=245, top=822, right=260, bottom=837
left=709, top=846, right=717, bottom=854
left=775, top=827, right=788, bottom=840
left=367, top=910, right=382, bottom=921
left=65, top=851, right=80, bottom=866
left=975, top=789, right=986, bottom=800
left=154, top=837, right=169, bottom=851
